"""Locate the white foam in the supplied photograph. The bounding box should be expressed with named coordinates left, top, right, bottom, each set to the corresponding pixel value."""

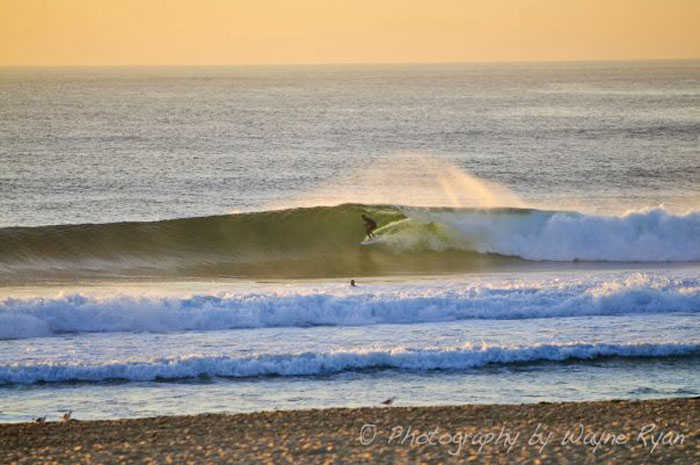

left=0, top=273, right=697, bottom=340
left=408, top=206, right=700, bottom=261
left=1, top=342, right=697, bottom=384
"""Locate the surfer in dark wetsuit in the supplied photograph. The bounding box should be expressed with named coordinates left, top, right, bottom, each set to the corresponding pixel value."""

left=362, top=214, right=377, bottom=239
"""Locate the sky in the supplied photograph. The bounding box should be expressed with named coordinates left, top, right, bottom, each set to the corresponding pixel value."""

left=1, top=0, right=699, bottom=66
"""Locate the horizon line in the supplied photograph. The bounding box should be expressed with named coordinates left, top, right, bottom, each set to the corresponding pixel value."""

left=1, top=57, right=699, bottom=69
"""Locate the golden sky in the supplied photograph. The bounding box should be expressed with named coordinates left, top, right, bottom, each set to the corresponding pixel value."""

left=1, top=0, right=698, bottom=66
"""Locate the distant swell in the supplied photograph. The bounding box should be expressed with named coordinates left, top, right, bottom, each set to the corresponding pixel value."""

left=1, top=273, right=697, bottom=339
left=0, top=204, right=698, bottom=282
left=1, top=342, right=697, bottom=385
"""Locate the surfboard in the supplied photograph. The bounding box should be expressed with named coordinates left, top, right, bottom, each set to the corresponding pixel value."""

left=360, top=237, right=380, bottom=245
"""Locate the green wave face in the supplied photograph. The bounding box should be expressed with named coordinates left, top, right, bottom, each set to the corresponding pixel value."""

left=0, top=204, right=518, bottom=282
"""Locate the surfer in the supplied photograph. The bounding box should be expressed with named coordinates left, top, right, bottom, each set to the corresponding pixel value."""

left=362, top=214, right=377, bottom=239
left=350, top=279, right=357, bottom=287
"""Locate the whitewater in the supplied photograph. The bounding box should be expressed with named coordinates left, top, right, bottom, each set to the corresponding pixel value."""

left=1, top=271, right=698, bottom=340
left=3, top=343, right=699, bottom=385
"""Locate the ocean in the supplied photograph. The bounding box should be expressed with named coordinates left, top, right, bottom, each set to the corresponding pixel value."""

left=0, top=61, right=698, bottom=422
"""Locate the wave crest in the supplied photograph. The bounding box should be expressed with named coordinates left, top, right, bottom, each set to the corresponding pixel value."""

left=1, top=342, right=697, bottom=385
left=1, top=273, right=697, bottom=340
left=0, top=205, right=698, bottom=282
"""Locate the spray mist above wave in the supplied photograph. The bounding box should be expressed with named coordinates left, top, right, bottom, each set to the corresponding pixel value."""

left=262, top=154, right=526, bottom=211
left=1, top=273, right=697, bottom=340
left=1, top=342, right=698, bottom=385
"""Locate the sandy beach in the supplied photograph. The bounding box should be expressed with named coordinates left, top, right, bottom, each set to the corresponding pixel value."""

left=1, top=398, right=696, bottom=464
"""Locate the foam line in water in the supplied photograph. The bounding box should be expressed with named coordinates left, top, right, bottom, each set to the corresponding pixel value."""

left=0, top=273, right=697, bottom=340
left=1, top=342, right=697, bottom=385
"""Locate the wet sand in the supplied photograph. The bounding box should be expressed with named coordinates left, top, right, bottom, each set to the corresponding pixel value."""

left=1, top=398, right=697, bottom=464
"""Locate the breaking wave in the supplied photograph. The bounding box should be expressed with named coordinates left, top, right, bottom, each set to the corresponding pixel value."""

left=1, top=342, right=697, bottom=385
left=1, top=273, right=698, bottom=339
left=0, top=204, right=698, bottom=282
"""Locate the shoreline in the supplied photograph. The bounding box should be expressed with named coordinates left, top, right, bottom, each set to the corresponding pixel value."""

left=2, top=398, right=696, bottom=464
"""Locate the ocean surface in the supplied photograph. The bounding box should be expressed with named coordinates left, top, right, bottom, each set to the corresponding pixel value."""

left=0, top=61, right=698, bottom=422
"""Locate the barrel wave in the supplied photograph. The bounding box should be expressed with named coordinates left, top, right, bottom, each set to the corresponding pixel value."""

left=0, top=204, right=698, bottom=283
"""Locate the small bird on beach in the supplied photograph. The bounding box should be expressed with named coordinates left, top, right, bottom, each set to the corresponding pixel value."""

left=33, top=416, right=46, bottom=424
left=381, top=397, right=396, bottom=406
left=62, top=410, right=72, bottom=422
